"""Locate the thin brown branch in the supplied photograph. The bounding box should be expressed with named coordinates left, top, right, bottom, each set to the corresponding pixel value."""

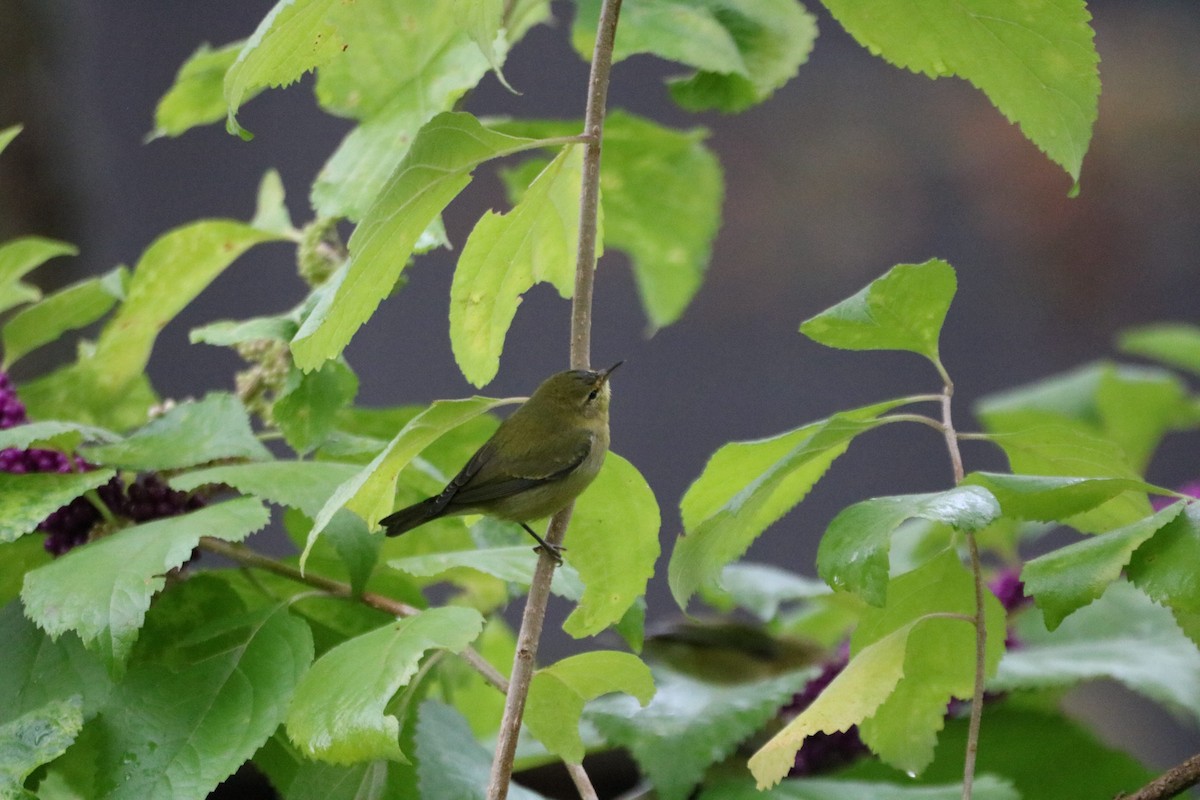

left=486, top=2, right=623, bottom=798
left=935, top=368, right=986, bottom=800
left=198, top=537, right=509, bottom=693
left=1117, top=753, right=1200, bottom=800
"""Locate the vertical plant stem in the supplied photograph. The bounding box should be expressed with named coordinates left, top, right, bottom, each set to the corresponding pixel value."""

left=486, top=2, right=623, bottom=799
left=936, top=367, right=986, bottom=800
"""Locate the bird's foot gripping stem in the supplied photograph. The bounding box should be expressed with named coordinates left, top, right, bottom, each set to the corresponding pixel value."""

left=521, top=522, right=565, bottom=566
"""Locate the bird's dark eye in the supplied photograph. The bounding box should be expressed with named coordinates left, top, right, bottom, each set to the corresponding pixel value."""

left=586, top=388, right=599, bottom=402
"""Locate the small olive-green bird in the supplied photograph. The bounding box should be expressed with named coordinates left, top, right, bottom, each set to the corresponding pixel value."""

left=380, top=363, right=621, bottom=558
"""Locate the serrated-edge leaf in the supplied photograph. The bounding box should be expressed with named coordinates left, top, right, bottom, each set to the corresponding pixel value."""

left=20, top=497, right=269, bottom=670
left=748, top=621, right=918, bottom=789
left=0, top=470, right=117, bottom=544
left=170, top=459, right=361, bottom=519
left=290, top=112, right=550, bottom=371
left=151, top=40, right=245, bottom=139
left=1022, top=503, right=1185, bottom=629
left=670, top=399, right=909, bottom=611
left=2, top=266, right=127, bottom=368
left=963, top=471, right=1163, bottom=527
left=285, top=606, right=484, bottom=764
left=588, top=665, right=814, bottom=800
left=96, top=599, right=314, bottom=800
left=525, top=651, right=654, bottom=764
left=563, top=453, right=661, bottom=638
left=0, top=237, right=78, bottom=314
left=88, top=220, right=282, bottom=395
left=389, top=546, right=584, bottom=600
left=451, top=145, right=581, bottom=387
left=0, top=695, right=83, bottom=792
left=817, top=485, right=1000, bottom=606
left=81, top=392, right=271, bottom=471
left=821, top=0, right=1099, bottom=182
left=0, top=421, right=121, bottom=452
left=995, top=580, right=1200, bottom=720
left=224, top=0, right=344, bottom=138
left=301, top=396, right=512, bottom=568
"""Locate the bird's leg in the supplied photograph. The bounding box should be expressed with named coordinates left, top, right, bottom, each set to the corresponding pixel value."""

left=520, top=522, right=564, bottom=565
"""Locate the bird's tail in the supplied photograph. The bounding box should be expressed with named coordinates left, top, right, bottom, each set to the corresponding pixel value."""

left=381, top=497, right=442, bottom=537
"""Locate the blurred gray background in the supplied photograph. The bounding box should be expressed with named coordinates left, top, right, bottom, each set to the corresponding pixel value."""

left=3, top=0, right=1199, bottom=776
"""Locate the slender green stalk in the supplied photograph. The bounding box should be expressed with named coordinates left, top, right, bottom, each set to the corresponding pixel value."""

left=485, top=2, right=623, bottom=798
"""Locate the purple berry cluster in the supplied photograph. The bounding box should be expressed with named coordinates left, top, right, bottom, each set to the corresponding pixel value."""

left=1, top=370, right=205, bottom=555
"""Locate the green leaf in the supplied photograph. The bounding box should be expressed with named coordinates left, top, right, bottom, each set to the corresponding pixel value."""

left=0, top=237, right=77, bottom=315
left=526, top=651, right=654, bottom=764
left=821, top=0, right=1099, bottom=184
left=251, top=168, right=295, bottom=235
left=32, top=220, right=282, bottom=425
left=0, top=421, right=121, bottom=453
left=588, top=665, right=812, bottom=800
left=0, top=125, right=19, bottom=155
left=817, top=486, right=1000, bottom=606
left=451, top=146, right=581, bottom=387
left=291, top=113, right=548, bottom=370
left=20, top=498, right=269, bottom=670
left=563, top=453, right=661, bottom=638
left=0, top=539, right=48, bottom=607
left=310, top=0, right=512, bottom=219
left=17, top=363, right=157, bottom=431
left=497, top=112, right=723, bottom=332
left=286, top=606, right=484, bottom=764
left=799, top=259, right=956, bottom=364
left=389, top=545, right=584, bottom=601
left=2, top=266, right=126, bottom=368
left=0, top=603, right=111, bottom=721
left=453, top=0, right=511, bottom=89
left=94, top=595, right=313, bottom=800
left=707, top=562, right=830, bottom=621
left=274, top=360, right=359, bottom=454
left=189, top=311, right=299, bottom=347
left=748, top=621, right=912, bottom=788
left=851, top=552, right=1006, bottom=775
left=151, top=40, right=245, bottom=139
left=224, top=0, right=345, bottom=139
left=82, top=392, right=271, bottom=470
left=303, top=396, right=512, bottom=566
left=600, top=112, right=722, bottom=329
left=698, top=775, right=1018, bottom=800
left=170, top=460, right=360, bottom=519
left=670, top=399, right=908, bottom=611
left=414, top=701, right=550, bottom=800
left=1128, top=503, right=1200, bottom=613
left=750, top=551, right=1004, bottom=786
left=1119, top=322, right=1200, bottom=377
left=963, top=472, right=1161, bottom=531
left=853, top=697, right=1149, bottom=799
left=0, top=470, right=116, bottom=544
left=995, top=580, right=1200, bottom=722
left=574, top=0, right=816, bottom=112
left=256, top=735, right=410, bottom=800
left=977, top=361, right=1192, bottom=477
left=1022, top=503, right=1184, bottom=629
left=0, top=696, right=83, bottom=795
left=97, top=220, right=281, bottom=387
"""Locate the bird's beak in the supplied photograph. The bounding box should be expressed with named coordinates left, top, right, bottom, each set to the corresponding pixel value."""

left=599, top=361, right=623, bottom=384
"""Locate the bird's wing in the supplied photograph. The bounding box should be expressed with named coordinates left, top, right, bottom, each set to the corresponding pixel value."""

left=448, top=431, right=593, bottom=508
